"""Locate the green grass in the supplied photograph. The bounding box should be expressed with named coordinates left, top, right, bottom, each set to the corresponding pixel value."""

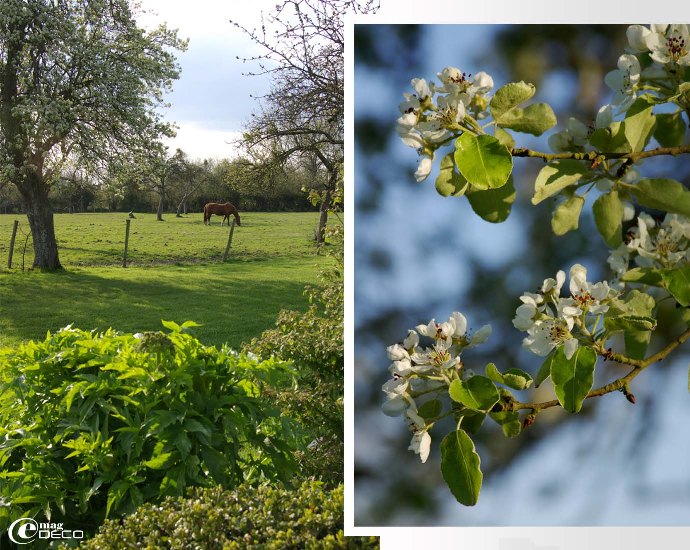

left=0, top=212, right=326, bottom=349
left=0, top=211, right=320, bottom=267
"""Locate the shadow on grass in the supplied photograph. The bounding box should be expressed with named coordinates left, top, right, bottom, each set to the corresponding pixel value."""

left=0, top=264, right=312, bottom=349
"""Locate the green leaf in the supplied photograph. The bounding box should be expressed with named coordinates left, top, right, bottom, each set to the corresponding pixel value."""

left=161, top=320, right=181, bottom=332
left=489, top=410, right=522, bottom=438
left=454, top=133, right=513, bottom=190
left=485, top=363, right=533, bottom=390
left=466, top=175, right=516, bottom=223
left=536, top=348, right=561, bottom=387
left=552, top=195, right=585, bottom=236
left=144, top=451, right=174, bottom=469
left=106, top=480, right=130, bottom=517
left=621, top=267, right=664, bottom=286
left=660, top=266, right=690, bottom=306
left=490, top=81, right=536, bottom=120
left=592, top=191, right=624, bottom=247
left=174, top=432, right=192, bottom=458
left=494, top=127, right=515, bottom=149
left=654, top=112, right=686, bottom=147
left=625, top=329, right=651, bottom=360
left=630, top=178, right=690, bottom=217
left=606, top=314, right=657, bottom=332
left=624, top=97, right=657, bottom=152
left=200, top=446, right=228, bottom=485
left=449, top=376, right=500, bottom=412
left=417, top=399, right=442, bottom=421
left=458, top=410, right=486, bottom=434
left=589, top=121, right=631, bottom=154
left=550, top=346, right=597, bottom=413
left=605, top=290, right=656, bottom=333
left=532, top=160, right=586, bottom=204
left=440, top=430, right=482, bottom=506
left=435, top=153, right=469, bottom=197
left=497, top=103, right=557, bottom=136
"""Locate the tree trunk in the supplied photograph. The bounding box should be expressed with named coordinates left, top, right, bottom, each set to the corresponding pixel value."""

left=157, top=194, right=164, bottom=221
left=316, top=189, right=331, bottom=244
left=24, top=187, right=62, bottom=270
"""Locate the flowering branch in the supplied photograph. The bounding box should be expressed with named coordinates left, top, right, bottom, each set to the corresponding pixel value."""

left=510, top=144, right=690, bottom=163
left=386, top=23, right=690, bottom=508
left=508, top=326, right=690, bottom=414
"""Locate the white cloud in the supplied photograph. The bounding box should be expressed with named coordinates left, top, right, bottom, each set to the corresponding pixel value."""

left=165, top=122, right=244, bottom=161
left=136, top=1, right=276, bottom=159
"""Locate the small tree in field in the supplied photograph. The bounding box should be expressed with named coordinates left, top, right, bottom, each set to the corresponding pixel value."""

left=0, top=0, right=185, bottom=270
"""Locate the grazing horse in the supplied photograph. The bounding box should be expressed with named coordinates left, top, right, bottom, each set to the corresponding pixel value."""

left=203, top=202, right=241, bottom=226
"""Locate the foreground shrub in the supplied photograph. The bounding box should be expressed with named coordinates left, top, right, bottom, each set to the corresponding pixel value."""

left=77, top=481, right=378, bottom=549
left=245, top=227, right=344, bottom=484
left=0, top=321, right=301, bottom=535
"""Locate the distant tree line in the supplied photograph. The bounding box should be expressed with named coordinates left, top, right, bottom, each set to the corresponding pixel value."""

left=0, top=150, right=321, bottom=215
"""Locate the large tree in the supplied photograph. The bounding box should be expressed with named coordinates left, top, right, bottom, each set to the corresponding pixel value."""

left=234, top=0, right=375, bottom=242
left=0, top=0, right=185, bottom=270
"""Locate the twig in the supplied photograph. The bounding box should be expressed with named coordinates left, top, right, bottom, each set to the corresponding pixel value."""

left=508, top=327, right=690, bottom=414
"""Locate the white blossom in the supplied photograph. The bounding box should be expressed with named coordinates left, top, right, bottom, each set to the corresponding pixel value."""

left=406, top=408, right=432, bottom=463
left=604, top=54, right=641, bottom=111
left=414, top=155, right=434, bottom=182
left=645, top=24, right=690, bottom=66
left=626, top=24, right=651, bottom=52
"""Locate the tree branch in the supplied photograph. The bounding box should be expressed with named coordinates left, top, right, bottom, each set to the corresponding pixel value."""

left=510, top=145, right=690, bottom=163
left=509, top=327, right=690, bottom=414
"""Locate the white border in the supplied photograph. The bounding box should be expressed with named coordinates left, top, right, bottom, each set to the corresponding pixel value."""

left=346, top=0, right=690, bottom=548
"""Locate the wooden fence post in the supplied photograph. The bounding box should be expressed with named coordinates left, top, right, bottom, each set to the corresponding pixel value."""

left=222, top=219, right=236, bottom=261
left=122, top=218, right=131, bottom=267
left=7, top=220, right=19, bottom=269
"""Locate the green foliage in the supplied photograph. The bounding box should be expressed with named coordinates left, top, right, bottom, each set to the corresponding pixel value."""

left=660, top=267, right=690, bottom=307
left=466, top=176, right=516, bottom=223
left=76, top=481, right=379, bottom=549
left=440, top=430, right=482, bottom=506
left=244, top=227, right=344, bottom=484
left=623, top=98, right=657, bottom=152
left=628, top=178, right=690, bottom=218
left=550, top=347, right=597, bottom=413
left=592, top=191, right=624, bottom=247
left=490, top=81, right=557, bottom=135
left=532, top=160, right=588, bottom=204
left=449, top=376, right=499, bottom=412
left=589, top=121, right=631, bottom=153
left=485, top=363, right=533, bottom=391
left=435, top=153, right=469, bottom=197
left=654, top=112, right=686, bottom=147
left=0, top=324, right=301, bottom=532
left=552, top=195, right=585, bottom=236
left=454, top=133, right=513, bottom=190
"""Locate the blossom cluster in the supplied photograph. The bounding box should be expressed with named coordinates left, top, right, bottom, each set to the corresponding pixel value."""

left=381, top=312, right=491, bottom=463
left=608, top=213, right=690, bottom=277
left=607, top=24, right=689, bottom=111
left=513, top=264, right=616, bottom=359
left=548, top=25, right=689, bottom=153
left=397, top=67, right=494, bottom=182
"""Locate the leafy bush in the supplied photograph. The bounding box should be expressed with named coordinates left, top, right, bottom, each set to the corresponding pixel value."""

left=0, top=321, right=302, bottom=535
left=77, top=481, right=378, bottom=549
left=244, top=227, right=344, bottom=484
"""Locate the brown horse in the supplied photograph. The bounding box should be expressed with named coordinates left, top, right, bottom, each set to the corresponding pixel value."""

left=203, top=202, right=241, bottom=226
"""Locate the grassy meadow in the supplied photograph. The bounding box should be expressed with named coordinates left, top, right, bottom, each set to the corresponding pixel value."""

left=0, top=211, right=326, bottom=349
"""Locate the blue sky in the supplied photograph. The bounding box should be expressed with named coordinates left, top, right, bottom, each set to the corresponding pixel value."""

left=137, top=1, right=279, bottom=160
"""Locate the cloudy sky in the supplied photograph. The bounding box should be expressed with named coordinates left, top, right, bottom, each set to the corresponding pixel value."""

left=136, top=1, right=281, bottom=161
